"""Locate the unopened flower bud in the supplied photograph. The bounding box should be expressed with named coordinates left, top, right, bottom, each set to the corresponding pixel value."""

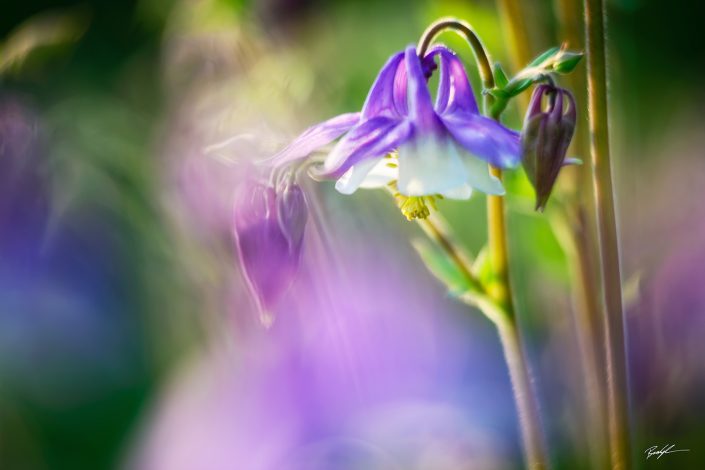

left=521, top=84, right=578, bottom=211
left=277, top=182, right=307, bottom=252
left=552, top=50, right=583, bottom=74
left=233, top=178, right=307, bottom=324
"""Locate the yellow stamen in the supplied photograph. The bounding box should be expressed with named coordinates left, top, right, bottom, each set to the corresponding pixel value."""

left=389, top=182, right=441, bottom=221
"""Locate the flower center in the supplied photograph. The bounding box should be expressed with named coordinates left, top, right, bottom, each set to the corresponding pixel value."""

left=389, top=182, right=441, bottom=220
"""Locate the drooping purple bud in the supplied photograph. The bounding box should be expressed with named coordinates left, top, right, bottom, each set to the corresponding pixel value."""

left=233, top=178, right=307, bottom=325
left=276, top=182, right=307, bottom=252
left=521, top=84, right=578, bottom=211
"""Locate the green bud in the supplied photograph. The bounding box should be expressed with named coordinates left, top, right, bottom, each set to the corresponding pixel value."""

left=552, top=51, right=583, bottom=74
left=493, top=62, right=509, bottom=88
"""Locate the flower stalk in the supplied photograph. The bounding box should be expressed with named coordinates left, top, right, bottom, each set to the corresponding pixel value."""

left=496, top=1, right=610, bottom=466
left=417, top=18, right=549, bottom=470
left=583, top=0, right=631, bottom=468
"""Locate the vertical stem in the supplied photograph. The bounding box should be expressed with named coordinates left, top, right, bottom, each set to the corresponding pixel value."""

left=496, top=0, right=533, bottom=69
left=583, top=0, right=631, bottom=468
left=554, top=0, right=609, bottom=466
left=486, top=167, right=511, bottom=309
left=495, top=314, right=549, bottom=470
left=552, top=209, right=608, bottom=468
left=417, top=19, right=549, bottom=469
left=487, top=167, right=548, bottom=470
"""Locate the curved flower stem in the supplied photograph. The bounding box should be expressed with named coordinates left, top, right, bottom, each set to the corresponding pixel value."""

left=418, top=19, right=549, bottom=470
left=417, top=18, right=495, bottom=90
left=583, top=0, right=631, bottom=468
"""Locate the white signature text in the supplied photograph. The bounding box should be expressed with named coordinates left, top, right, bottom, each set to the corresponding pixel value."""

left=645, top=444, right=690, bottom=460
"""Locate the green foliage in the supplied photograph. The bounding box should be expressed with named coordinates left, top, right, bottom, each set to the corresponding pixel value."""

left=486, top=46, right=583, bottom=116
left=412, top=238, right=477, bottom=297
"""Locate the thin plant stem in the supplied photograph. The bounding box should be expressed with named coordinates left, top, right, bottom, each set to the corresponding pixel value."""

left=497, top=0, right=609, bottom=466
left=553, top=0, right=609, bottom=467
left=496, top=0, right=533, bottom=69
left=486, top=165, right=548, bottom=470
left=583, top=0, right=631, bottom=468
left=551, top=209, right=608, bottom=468
left=417, top=214, right=483, bottom=293
left=416, top=19, right=549, bottom=469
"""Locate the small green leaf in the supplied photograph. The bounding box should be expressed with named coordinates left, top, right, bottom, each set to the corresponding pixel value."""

left=504, top=77, right=533, bottom=97
left=493, top=62, right=509, bottom=88
left=487, top=87, right=511, bottom=100
left=529, top=46, right=560, bottom=67
left=412, top=238, right=476, bottom=297
left=471, top=245, right=494, bottom=288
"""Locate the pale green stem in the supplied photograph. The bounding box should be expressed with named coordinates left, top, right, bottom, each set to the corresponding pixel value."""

left=553, top=0, right=609, bottom=467
left=417, top=214, right=483, bottom=294
left=497, top=0, right=609, bottom=466
left=583, top=1, right=631, bottom=468
left=417, top=19, right=549, bottom=470
left=551, top=209, right=608, bottom=468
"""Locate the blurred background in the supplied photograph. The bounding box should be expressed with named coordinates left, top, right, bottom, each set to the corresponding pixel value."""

left=1, top=0, right=704, bottom=469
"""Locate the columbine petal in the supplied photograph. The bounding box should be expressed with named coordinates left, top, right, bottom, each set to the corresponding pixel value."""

left=321, top=117, right=412, bottom=178
left=335, top=157, right=387, bottom=194
left=405, top=46, right=441, bottom=134
left=440, top=184, right=473, bottom=200
left=361, top=51, right=406, bottom=119
left=442, top=112, right=521, bottom=168
left=461, top=152, right=505, bottom=195
left=349, top=156, right=399, bottom=191
left=428, top=46, right=479, bottom=115
left=397, top=138, right=467, bottom=197
left=267, top=112, right=360, bottom=167
left=358, top=157, right=398, bottom=188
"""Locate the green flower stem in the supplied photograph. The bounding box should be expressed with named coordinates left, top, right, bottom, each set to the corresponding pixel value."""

left=497, top=0, right=609, bottom=466
left=417, top=18, right=494, bottom=90
left=416, top=19, right=549, bottom=470
left=417, top=214, right=483, bottom=294
left=486, top=168, right=548, bottom=470
left=495, top=0, right=532, bottom=111
left=583, top=0, right=631, bottom=468
left=413, top=207, right=547, bottom=470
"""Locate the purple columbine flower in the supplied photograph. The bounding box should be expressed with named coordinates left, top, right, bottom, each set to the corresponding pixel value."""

left=269, top=45, right=521, bottom=201
left=521, top=84, right=579, bottom=211
left=233, top=177, right=307, bottom=324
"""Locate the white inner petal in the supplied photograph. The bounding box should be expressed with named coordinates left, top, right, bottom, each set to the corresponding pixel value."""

left=461, top=151, right=505, bottom=195
left=358, top=157, right=398, bottom=189
left=441, top=184, right=473, bottom=200
left=335, top=157, right=386, bottom=194
left=397, top=138, right=467, bottom=197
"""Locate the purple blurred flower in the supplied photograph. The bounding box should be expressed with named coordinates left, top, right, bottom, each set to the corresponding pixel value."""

left=132, top=203, right=515, bottom=470
left=521, top=84, right=578, bottom=210
left=270, top=46, right=521, bottom=199
left=233, top=177, right=307, bottom=323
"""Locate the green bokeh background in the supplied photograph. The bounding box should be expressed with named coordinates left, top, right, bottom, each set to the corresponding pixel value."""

left=1, top=0, right=704, bottom=468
